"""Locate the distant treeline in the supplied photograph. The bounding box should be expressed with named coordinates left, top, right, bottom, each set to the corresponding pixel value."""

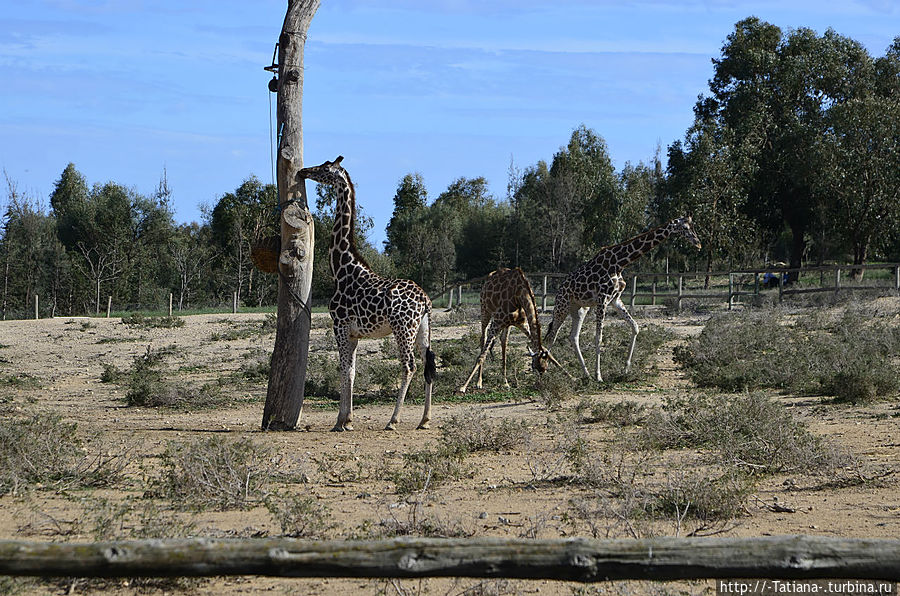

left=2, top=18, right=899, bottom=319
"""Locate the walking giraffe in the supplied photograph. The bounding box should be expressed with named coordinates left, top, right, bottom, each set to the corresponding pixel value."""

left=456, top=267, right=566, bottom=394
left=544, top=216, right=702, bottom=381
left=298, top=156, right=436, bottom=431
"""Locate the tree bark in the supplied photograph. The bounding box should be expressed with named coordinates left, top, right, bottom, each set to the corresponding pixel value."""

left=261, top=0, right=320, bottom=430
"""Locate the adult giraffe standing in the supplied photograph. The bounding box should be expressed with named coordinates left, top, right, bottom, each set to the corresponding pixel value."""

left=298, top=156, right=436, bottom=431
left=544, top=216, right=702, bottom=382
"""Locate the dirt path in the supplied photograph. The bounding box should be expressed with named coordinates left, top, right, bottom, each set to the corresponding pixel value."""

left=0, top=307, right=898, bottom=595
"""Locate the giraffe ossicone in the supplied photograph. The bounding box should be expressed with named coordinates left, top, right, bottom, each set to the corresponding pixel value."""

left=544, top=217, right=702, bottom=382
left=298, top=156, right=436, bottom=431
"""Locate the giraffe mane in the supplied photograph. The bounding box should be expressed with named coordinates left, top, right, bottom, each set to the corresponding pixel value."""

left=338, top=168, right=372, bottom=270
left=513, top=267, right=542, bottom=347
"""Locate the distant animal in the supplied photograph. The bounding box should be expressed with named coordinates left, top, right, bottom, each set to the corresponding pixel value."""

left=457, top=267, right=566, bottom=394
left=298, top=156, right=435, bottom=431
left=544, top=217, right=702, bottom=381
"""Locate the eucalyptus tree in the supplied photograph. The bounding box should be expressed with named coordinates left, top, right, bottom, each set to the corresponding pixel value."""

left=705, top=18, right=877, bottom=279
left=210, top=176, right=278, bottom=306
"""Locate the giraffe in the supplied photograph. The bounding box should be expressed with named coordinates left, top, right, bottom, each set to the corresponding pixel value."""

left=456, top=267, right=567, bottom=394
left=544, top=216, right=702, bottom=382
left=297, top=156, right=436, bottom=431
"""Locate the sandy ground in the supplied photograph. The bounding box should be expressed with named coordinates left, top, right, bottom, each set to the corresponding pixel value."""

left=0, top=303, right=898, bottom=595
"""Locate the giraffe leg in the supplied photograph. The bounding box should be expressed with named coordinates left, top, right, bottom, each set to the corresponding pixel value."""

left=333, top=325, right=357, bottom=432
left=458, top=319, right=501, bottom=394
left=612, top=297, right=640, bottom=375
left=594, top=305, right=607, bottom=383
left=387, top=328, right=417, bottom=431
left=477, top=313, right=490, bottom=389
left=416, top=313, right=434, bottom=430
left=569, top=307, right=591, bottom=379
left=499, top=326, right=511, bottom=388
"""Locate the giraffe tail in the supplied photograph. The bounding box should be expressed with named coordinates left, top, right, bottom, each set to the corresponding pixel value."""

left=424, top=348, right=437, bottom=384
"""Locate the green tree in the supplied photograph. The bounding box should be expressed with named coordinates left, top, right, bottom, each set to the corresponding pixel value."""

left=2, top=174, right=59, bottom=318
left=210, top=176, right=278, bottom=307
left=816, top=94, right=900, bottom=277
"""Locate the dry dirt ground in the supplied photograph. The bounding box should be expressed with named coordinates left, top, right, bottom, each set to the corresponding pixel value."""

left=0, top=302, right=898, bottom=595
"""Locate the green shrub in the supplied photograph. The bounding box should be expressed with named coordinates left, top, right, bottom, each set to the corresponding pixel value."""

left=675, top=307, right=900, bottom=399
left=576, top=398, right=647, bottom=426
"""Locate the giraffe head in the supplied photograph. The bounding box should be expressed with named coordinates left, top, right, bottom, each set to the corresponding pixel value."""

left=297, top=155, right=345, bottom=186
left=529, top=348, right=550, bottom=374
left=671, top=216, right=702, bottom=250
left=528, top=347, right=571, bottom=378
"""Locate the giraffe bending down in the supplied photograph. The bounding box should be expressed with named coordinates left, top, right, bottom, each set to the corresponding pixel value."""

left=457, top=267, right=567, bottom=394
left=544, top=217, right=702, bottom=382
left=298, top=156, right=436, bottom=431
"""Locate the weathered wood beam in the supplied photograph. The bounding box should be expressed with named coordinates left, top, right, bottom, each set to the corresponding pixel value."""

left=1, top=536, right=899, bottom=581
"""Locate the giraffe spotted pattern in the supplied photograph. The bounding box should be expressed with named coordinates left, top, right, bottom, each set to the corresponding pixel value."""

left=298, top=156, right=435, bottom=431
left=544, top=217, right=702, bottom=382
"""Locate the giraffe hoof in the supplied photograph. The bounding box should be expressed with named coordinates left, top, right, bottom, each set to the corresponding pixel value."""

left=331, top=423, right=354, bottom=432
left=455, top=387, right=467, bottom=395
left=417, top=421, right=431, bottom=430
left=384, top=421, right=398, bottom=431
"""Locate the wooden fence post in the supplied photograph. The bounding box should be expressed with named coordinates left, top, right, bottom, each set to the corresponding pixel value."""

left=106, top=296, right=112, bottom=318
left=168, top=293, right=173, bottom=316
left=651, top=277, right=657, bottom=306
left=677, top=276, right=683, bottom=312
left=630, top=275, right=637, bottom=307
left=835, top=268, right=841, bottom=296
left=233, top=292, right=238, bottom=314
left=34, top=295, right=38, bottom=320
left=542, top=275, right=548, bottom=312
left=727, top=273, right=734, bottom=310
left=447, top=287, right=454, bottom=310
left=895, top=265, right=899, bottom=291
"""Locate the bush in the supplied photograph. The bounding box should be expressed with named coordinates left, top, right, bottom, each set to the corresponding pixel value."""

left=439, top=408, right=530, bottom=452
left=0, top=412, right=129, bottom=495
left=265, top=492, right=333, bottom=538
left=391, top=443, right=470, bottom=495
left=121, top=313, right=185, bottom=329
left=675, top=307, right=900, bottom=399
left=576, top=398, right=646, bottom=426
left=153, top=436, right=274, bottom=510
left=641, top=392, right=849, bottom=475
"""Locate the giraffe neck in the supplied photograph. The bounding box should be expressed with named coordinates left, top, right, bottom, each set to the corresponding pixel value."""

left=601, top=223, right=674, bottom=270
left=330, top=171, right=371, bottom=279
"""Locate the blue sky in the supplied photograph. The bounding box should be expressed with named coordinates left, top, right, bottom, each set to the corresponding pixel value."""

left=1, top=1, right=897, bottom=249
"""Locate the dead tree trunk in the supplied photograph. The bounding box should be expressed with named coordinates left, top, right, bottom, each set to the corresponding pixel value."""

left=261, top=0, right=320, bottom=430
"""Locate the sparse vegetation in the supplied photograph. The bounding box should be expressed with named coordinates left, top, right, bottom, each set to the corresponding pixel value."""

left=0, top=412, right=130, bottom=496
left=641, top=392, right=850, bottom=475
left=152, top=436, right=274, bottom=511
left=265, top=491, right=334, bottom=538
left=391, top=442, right=471, bottom=495
left=121, top=312, right=185, bottom=329
left=674, top=306, right=900, bottom=400
left=439, top=408, right=531, bottom=452
left=103, top=345, right=230, bottom=409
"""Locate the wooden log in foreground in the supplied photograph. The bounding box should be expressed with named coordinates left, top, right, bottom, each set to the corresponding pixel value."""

left=1, top=536, right=899, bottom=581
